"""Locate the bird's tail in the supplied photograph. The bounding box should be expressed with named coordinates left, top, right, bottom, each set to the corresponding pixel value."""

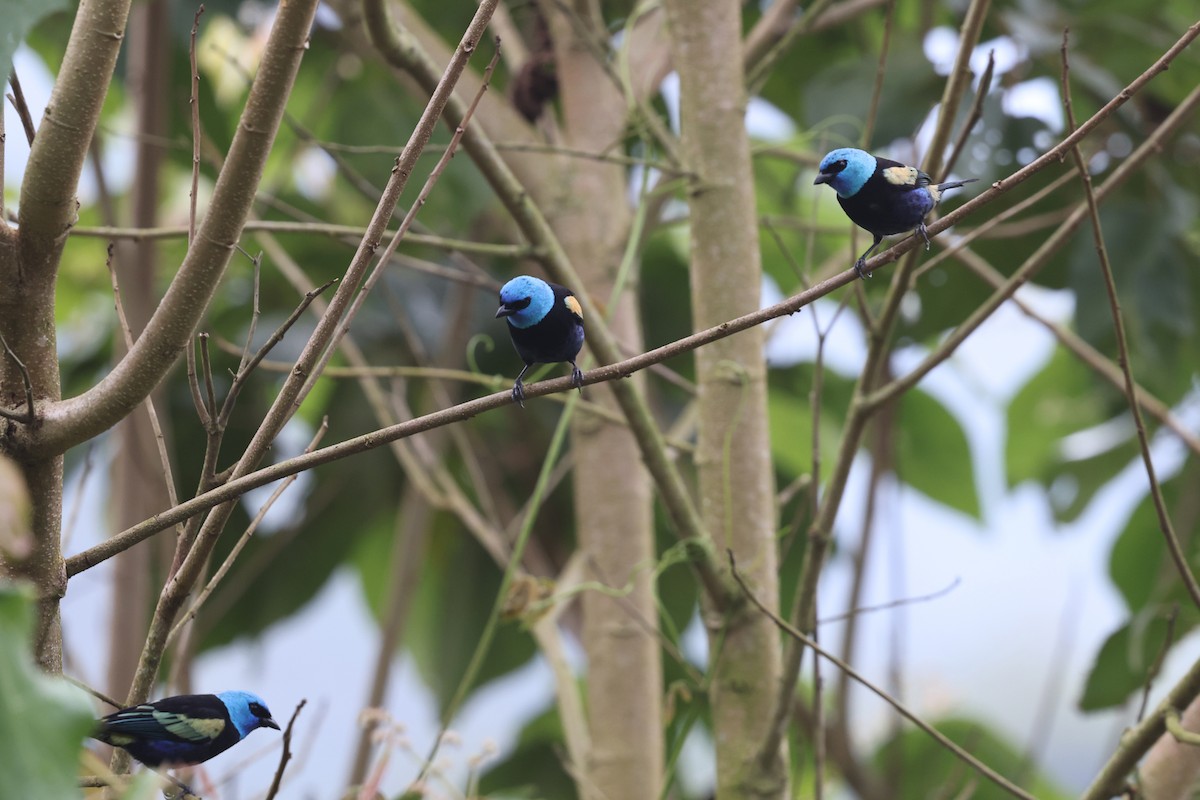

left=936, top=177, right=979, bottom=192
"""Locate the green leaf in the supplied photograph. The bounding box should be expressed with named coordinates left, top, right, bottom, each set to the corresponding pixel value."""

left=1079, top=612, right=1184, bottom=711
left=0, top=582, right=95, bottom=798
left=896, top=389, right=980, bottom=518
left=0, top=0, right=69, bottom=85
left=478, top=703, right=574, bottom=798
left=1108, top=462, right=1200, bottom=614
left=1003, top=345, right=1142, bottom=521
left=872, top=716, right=1070, bottom=799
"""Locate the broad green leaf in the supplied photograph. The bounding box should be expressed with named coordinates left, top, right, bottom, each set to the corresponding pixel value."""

left=1108, top=463, right=1200, bottom=613
left=479, top=704, right=574, bottom=799
left=872, top=716, right=1069, bottom=799
left=1004, top=346, right=1140, bottom=521
left=1079, top=612, right=1185, bottom=711
left=0, top=583, right=95, bottom=798
left=896, top=389, right=980, bottom=518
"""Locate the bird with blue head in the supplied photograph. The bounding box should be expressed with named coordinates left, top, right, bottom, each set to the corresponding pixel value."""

left=496, top=275, right=585, bottom=407
left=92, top=691, right=280, bottom=768
left=813, top=147, right=977, bottom=278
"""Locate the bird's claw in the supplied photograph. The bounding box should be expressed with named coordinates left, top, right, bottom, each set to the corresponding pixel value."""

left=571, top=366, right=584, bottom=393
left=917, top=223, right=932, bottom=251
left=854, top=258, right=872, bottom=280
left=511, top=380, right=526, bottom=408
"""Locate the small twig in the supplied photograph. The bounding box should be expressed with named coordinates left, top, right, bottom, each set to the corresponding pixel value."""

left=216, top=278, right=338, bottom=427
left=1164, top=708, right=1200, bottom=747
left=1083, top=655, right=1200, bottom=798
left=812, top=603, right=826, bottom=799
left=106, top=240, right=188, bottom=542
left=189, top=5, right=205, bottom=245
left=186, top=336, right=212, bottom=429
left=728, top=550, right=1037, bottom=800
left=7, top=72, right=37, bottom=144
left=859, top=0, right=896, bottom=149
left=1060, top=30, right=1200, bottom=613
left=1138, top=606, right=1180, bottom=723
left=238, top=253, right=263, bottom=373
left=820, top=578, right=962, bottom=624
left=198, top=333, right=218, bottom=425
left=166, top=418, right=328, bottom=648
left=69, top=221, right=538, bottom=260
left=745, top=0, right=838, bottom=92
left=298, top=39, right=503, bottom=403
left=264, top=699, right=307, bottom=800
left=64, top=673, right=123, bottom=709
left=943, top=49, right=995, bottom=177
left=0, top=333, right=35, bottom=423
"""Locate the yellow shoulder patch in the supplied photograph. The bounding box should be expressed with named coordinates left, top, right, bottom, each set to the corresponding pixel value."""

left=563, top=295, right=583, bottom=319
left=882, top=166, right=921, bottom=186
left=157, top=711, right=226, bottom=742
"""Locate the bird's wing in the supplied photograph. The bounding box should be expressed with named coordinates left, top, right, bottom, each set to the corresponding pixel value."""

left=101, top=704, right=227, bottom=744
left=875, top=157, right=933, bottom=191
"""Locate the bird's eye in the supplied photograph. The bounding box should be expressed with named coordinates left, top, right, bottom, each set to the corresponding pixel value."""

left=510, top=297, right=532, bottom=311
left=249, top=703, right=268, bottom=718
left=833, top=160, right=847, bottom=172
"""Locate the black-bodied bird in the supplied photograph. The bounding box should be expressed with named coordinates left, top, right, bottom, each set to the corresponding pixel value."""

left=813, top=147, right=977, bottom=278
left=495, top=275, right=585, bottom=406
left=93, top=691, right=280, bottom=768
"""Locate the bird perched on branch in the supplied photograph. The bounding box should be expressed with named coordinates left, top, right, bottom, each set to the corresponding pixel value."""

left=496, top=275, right=585, bottom=407
left=93, top=691, right=280, bottom=767
left=813, top=147, right=977, bottom=278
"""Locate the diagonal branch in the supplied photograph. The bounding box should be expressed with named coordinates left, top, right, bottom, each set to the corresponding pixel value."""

left=16, top=0, right=130, bottom=264
left=729, top=551, right=1036, bottom=800
left=119, top=0, right=501, bottom=711
left=18, top=0, right=320, bottom=458
left=1060, top=30, right=1200, bottom=611
left=363, top=0, right=733, bottom=608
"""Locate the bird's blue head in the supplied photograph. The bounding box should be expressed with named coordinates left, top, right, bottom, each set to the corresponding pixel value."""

left=813, top=147, right=876, bottom=198
left=496, top=275, right=554, bottom=330
left=217, top=691, right=280, bottom=739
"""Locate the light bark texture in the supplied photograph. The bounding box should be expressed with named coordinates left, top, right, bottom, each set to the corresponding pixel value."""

left=1141, top=697, right=1200, bottom=800
left=2, top=0, right=136, bottom=670
left=541, top=4, right=664, bottom=797
left=107, top=0, right=174, bottom=701
left=662, top=0, right=787, bottom=797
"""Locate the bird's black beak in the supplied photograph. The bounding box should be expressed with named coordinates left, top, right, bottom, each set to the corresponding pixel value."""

left=263, top=717, right=281, bottom=731
left=495, top=304, right=515, bottom=319
left=813, top=172, right=833, bottom=186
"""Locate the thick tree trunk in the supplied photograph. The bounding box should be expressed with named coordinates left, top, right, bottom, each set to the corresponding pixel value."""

left=662, top=1, right=788, bottom=797
left=542, top=4, right=664, bottom=797
left=107, top=0, right=173, bottom=702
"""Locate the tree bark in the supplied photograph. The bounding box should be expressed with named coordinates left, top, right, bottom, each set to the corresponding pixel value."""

left=541, top=4, right=664, bottom=797
left=107, top=0, right=173, bottom=702
left=1, top=0, right=136, bottom=669
left=662, top=1, right=788, bottom=797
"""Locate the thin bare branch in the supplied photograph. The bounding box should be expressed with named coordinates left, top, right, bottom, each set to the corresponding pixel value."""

left=166, top=417, right=327, bottom=649
left=729, top=551, right=1037, bottom=800
left=1060, top=30, right=1200, bottom=611
left=69, top=220, right=533, bottom=260
left=7, top=72, right=36, bottom=145
left=0, top=332, right=34, bottom=422
left=264, top=700, right=307, bottom=800
left=944, top=49, right=995, bottom=177
left=188, top=5, right=205, bottom=245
